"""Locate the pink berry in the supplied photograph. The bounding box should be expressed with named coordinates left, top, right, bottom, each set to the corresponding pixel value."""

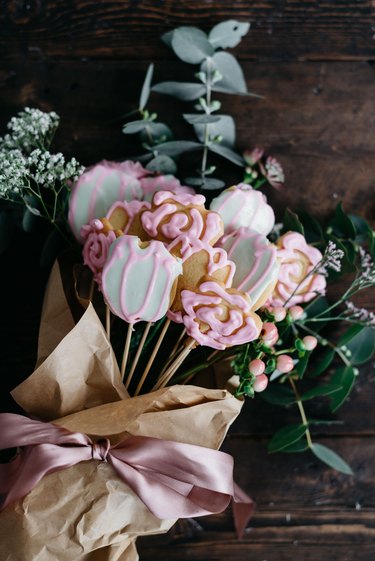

left=289, top=305, right=304, bottom=320
left=302, top=336, right=318, bottom=351
left=261, top=322, right=279, bottom=346
left=272, top=306, right=287, bottom=322
left=249, top=359, right=266, bottom=377
left=253, top=374, right=268, bottom=393
left=276, top=354, right=294, bottom=373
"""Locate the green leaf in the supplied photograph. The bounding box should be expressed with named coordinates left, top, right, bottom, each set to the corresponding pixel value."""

left=338, top=324, right=365, bottom=347
left=208, top=20, right=250, bottom=49
left=298, top=211, right=324, bottom=244
left=139, top=64, right=154, bottom=111
left=152, top=82, right=206, bottom=101
left=123, top=120, right=151, bottom=134
left=22, top=209, right=37, bottom=233
left=296, top=353, right=309, bottom=379
left=194, top=114, right=236, bottom=147
left=201, top=177, right=226, bottom=190
left=146, top=155, right=177, bottom=175
left=268, top=424, right=307, bottom=453
left=301, top=384, right=342, bottom=401
left=281, top=439, right=309, bottom=453
left=161, top=29, right=174, bottom=48
left=330, top=366, right=356, bottom=412
left=155, top=140, right=202, bottom=157
left=310, top=443, right=353, bottom=475
left=283, top=208, right=304, bottom=235
left=208, top=143, right=245, bottom=166
left=346, top=326, right=375, bottom=365
left=203, top=52, right=247, bottom=94
left=139, top=122, right=173, bottom=144
left=308, top=348, right=335, bottom=378
left=183, top=114, right=221, bottom=125
left=171, top=26, right=214, bottom=64
left=368, top=230, right=375, bottom=260
left=330, top=202, right=356, bottom=240
left=349, top=214, right=373, bottom=244
left=304, top=296, right=329, bottom=319
left=0, top=210, right=15, bottom=253
left=260, top=385, right=295, bottom=406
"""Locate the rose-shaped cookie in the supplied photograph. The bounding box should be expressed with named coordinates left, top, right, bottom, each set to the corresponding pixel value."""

left=141, top=191, right=223, bottom=246
left=68, top=161, right=144, bottom=242
left=105, top=199, right=151, bottom=240
left=269, top=231, right=326, bottom=307
left=219, top=227, right=279, bottom=310
left=181, top=280, right=262, bottom=350
left=167, top=238, right=235, bottom=323
left=81, top=219, right=118, bottom=287
left=210, top=183, right=275, bottom=236
left=101, top=235, right=182, bottom=323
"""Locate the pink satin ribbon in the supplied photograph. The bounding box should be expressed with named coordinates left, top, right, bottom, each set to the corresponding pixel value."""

left=0, top=413, right=254, bottom=537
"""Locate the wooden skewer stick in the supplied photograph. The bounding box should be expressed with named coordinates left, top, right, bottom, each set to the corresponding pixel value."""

left=153, top=338, right=196, bottom=390
left=105, top=306, right=111, bottom=339
left=88, top=278, right=95, bottom=302
left=122, top=323, right=134, bottom=385
left=159, top=328, right=187, bottom=377
left=134, top=318, right=171, bottom=396
left=169, top=327, right=187, bottom=360
left=207, top=349, right=219, bottom=362
left=126, top=321, right=152, bottom=392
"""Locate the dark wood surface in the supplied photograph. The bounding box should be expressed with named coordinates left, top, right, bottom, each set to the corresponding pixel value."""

left=1, top=2, right=374, bottom=560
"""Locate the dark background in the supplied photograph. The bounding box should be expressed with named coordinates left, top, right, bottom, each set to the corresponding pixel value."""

left=1, top=2, right=374, bottom=560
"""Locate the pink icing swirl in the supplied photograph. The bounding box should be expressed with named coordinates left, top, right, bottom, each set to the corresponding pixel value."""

left=106, top=199, right=151, bottom=233
left=141, top=191, right=223, bottom=245
left=140, top=175, right=195, bottom=201
left=81, top=220, right=117, bottom=288
left=181, top=281, right=262, bottom=350
left=269, top=231, right=326, bottom=307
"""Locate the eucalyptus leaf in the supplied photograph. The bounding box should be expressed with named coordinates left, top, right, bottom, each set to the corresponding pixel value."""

left=139, top=64, right=154, bottom=111
left=171, top=26, right=214, bottom=64
left=346, top=326, right=375, bottom=365
left=310, top=443, right=353, bottom=475
left=208, top=143, right=245, bottom=166
left=260, top=385, right=295, bottom=406
left=152, top=81, right=206, bottom=101
left=201, top=177, right=226, bottom=190
left=301, top=384, right=342, bottom=401
left=194, top=114, right=236, bottom=147
left=184, top=177, right=204, bottom=187
left=208, top=20, right=250, bottom=49
left=268, top=424, right=307, bottom=453
left=309, top=348, right=335, bottom=378
left=146, top=155, right=177, bottom=175
left=330, top=366, right=356, bottom=412
left=161, top=30, right=174, bottom=48
left=155, top=140, right=202, bottom=157
left=183, top=114, right=221, bottom=125
left=139, top=122, right=173, bottom=144
left=283, top=208, right=304, bottom=235
left=123, top=120, right=151, bottom=135
left=202, top=52, right=247, bottom=94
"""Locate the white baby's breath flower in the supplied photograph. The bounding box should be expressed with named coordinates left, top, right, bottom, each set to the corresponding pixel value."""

left=0, top=107, right=60, bottom=153
left=0, top=149, right=27, bottom=199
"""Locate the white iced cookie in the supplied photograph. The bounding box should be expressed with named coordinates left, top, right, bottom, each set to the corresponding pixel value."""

left=219, top=227, right=279, bottom=310
left=101, top=235, right=182, bottom=323
left=210, top=183, right=275, bottom=236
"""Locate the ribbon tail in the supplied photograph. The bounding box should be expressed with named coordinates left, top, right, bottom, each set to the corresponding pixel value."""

left=232, top=482, right=256, bottom=539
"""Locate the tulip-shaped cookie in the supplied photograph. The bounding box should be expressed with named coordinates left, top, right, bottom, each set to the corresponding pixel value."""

left=101, top=235, right=182, bottom=323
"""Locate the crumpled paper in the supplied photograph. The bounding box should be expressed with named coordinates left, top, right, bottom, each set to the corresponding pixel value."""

left=1, top=261, right=242, bottom=561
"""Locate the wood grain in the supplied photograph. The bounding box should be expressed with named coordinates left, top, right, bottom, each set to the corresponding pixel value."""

left=0, top=0, right=374, bottom=61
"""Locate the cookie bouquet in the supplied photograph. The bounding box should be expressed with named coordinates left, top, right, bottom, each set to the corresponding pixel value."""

left=1, top=18, right=375, bottom=561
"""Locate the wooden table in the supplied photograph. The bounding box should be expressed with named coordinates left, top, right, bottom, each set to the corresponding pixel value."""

left=1, top=2, right=374, bottom=560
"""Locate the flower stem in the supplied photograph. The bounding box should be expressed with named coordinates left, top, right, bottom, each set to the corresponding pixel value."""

left=288, top=377, right=313, bottom=448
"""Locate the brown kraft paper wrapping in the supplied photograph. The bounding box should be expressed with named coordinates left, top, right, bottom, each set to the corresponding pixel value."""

left=1, top=262, right=242, bottom=561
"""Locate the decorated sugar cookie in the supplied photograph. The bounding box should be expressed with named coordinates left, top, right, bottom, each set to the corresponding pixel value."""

left=219, top=227, right=279, bottom=310
left=105, top=199, right=151, bottom=239
left=141, top=191, right=223, bottom=246
left=101, top=235, right=182, bottom=323
left=181, top=280, right=262, bottom=350
left=68, top=161, right=143, bottom=242
left=81, top=219, right=118, bottom=287
left=167, top=237, right=235, bottom=322
left=210, top=183, right=275, bottom=236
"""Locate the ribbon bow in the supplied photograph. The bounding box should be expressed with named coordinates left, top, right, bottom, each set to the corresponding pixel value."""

left=0, top=413, right=254, bottom=537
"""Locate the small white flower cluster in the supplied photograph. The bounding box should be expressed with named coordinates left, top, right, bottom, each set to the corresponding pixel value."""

left=358, top=247, right=375, bottom=286
left=265, top=156, right=285, bottom=185
left=0, top=149, right=27, bottom=199
left=318, top=241, right=344, bottom=274
left=28, top=149, right=84, bottom=186
left=344, top=301, right=375, bottom=326
left=0, top=107, right=60, bottom=153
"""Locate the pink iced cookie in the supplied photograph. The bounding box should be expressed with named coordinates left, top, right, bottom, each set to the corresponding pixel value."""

left=141, top=191, right=223, bottom=246
left=101, top=235, right=182, bottom=323
left=219, top=227, right=279, bottom=310
left=269, top=231, right=326, bottom=307
left=105, top=199, right=151, bottom=239
left=68, top=161, right=144, bottom=242
left=181, top=280, right=262, bottom=350
left=81, top=219, right=118, bottom=288
left=210, top=184, right=275, bottom=236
